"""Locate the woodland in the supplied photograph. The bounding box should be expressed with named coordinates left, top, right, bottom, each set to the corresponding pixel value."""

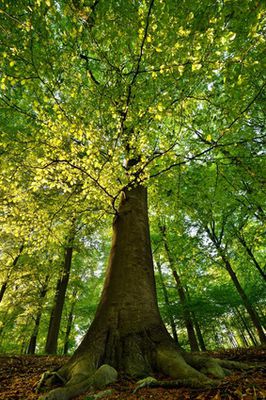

left=0, top=0, right=265, bottom=399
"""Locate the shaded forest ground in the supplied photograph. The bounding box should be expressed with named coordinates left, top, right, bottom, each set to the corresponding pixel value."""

left=0, top=348, right=265, bottom=400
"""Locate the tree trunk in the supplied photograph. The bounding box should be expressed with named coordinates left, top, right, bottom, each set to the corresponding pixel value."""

left=172, top=270, right=199, bottom=351
left=40, top=186, right=251, bottom=400
left=185, top=287, right=206, bottom=352
left=45, top=245, right=74, bottom=354
left=236, top=321, right=249, bottom=347
left=217, top=248, right=265, bottom=345
left=160, top=226, right=199, bottom=351
left=237, top=234, right=266, bottom=281
left=63, top=289, right=77, bottom=355
left=27, top=276, right=49, bottom=355
left=156, top=260, right=179, bottom=345
left=0, top=281, right=7, bottom=303
left=234, top=307, right=258, bottom=346
left=193, top=316, right=206, bottom=351
left=0, top=245, right=24, bottom=303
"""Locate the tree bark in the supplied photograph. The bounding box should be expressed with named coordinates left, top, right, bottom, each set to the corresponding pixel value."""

left=156, top=260, right=179, bottom=345
left=45, top=244, right=74, bottom=354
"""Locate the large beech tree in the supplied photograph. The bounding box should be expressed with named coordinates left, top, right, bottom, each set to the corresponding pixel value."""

left=0, top=0, right=265, bottom=399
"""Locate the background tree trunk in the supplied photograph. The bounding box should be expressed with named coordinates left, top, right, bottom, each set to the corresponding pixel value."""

left=0, top=244, right=24, bottom=303
left=156, top=260, right=179, bottom=345
left=45, top=243, right=74, bottom=354
left=27, top=275, right=49, bottom=355
left=205, top=225, right=265, bottom=345
left=160, top=226, right=199, bottom=351
left=219, top=250, right=265, bottom=345
left=63, top=289, right=77, bottom=355
left=237, top=234, right=266, bottom=281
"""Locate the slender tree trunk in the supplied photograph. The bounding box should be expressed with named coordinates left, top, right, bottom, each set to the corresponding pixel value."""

left=0, top=281, right=7, bottom=303
left=235, top=307, right=258, bottom=346
left=0, top=245, right=24, bottom=303
left=27, top=276, right=49, bottom=355
left=160, top=226, right=199, bottom=351
left=63, top=289, right=77, bottom=355
left=185, top=287, right=206, bottom=351
left=237, top=322, right=249, bottom=347
left=45, top=243, right=74, bottom=354
left=217, top=246, right=265, bottom=345
left=233, top=308, right=251, bottom=347
left=156, top=260, right=179, bottom=345
left=237, top=234, right=266, bottom=281
left=28, top=313, right=42, bottom=355
left=172, top=269, right=199, bottom=351
left=193, top=316, right=206, bottom=351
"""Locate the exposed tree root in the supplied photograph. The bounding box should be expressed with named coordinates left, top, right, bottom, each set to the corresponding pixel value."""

left=133, top=376, right=215, bottom=394
left=38, top=377, right=92, bottom=400
left=36, top=342, right=256, bottom=400
left=182, top=352, right=253, bottom=379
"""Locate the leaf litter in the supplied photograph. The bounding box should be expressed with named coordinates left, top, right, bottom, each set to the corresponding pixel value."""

left=0, top=348, right=265, bottom=400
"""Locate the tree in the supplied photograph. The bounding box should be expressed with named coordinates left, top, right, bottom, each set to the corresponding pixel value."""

left=37, top=186, right=251, bottom=400
left=0, top=0, right=265, bottom=398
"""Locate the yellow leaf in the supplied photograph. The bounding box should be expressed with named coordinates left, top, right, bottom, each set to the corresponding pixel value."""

left=9, top=60, right=15, bottom=67
left=228, top=31, right=236, bottom=41
left=178, top=65, right=184, bottom=74
left=192, top=63, right=202, bottom=71
left=206, top=134, right=212, bottom=142
left=159, top=64, right=165, bottom=73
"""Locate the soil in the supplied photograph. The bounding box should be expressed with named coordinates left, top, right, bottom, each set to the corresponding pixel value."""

left=0, top=348, right=265, bottom=400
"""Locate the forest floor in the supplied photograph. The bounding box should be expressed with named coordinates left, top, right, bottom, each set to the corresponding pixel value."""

left=0, top=348, right=265, bottom=400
